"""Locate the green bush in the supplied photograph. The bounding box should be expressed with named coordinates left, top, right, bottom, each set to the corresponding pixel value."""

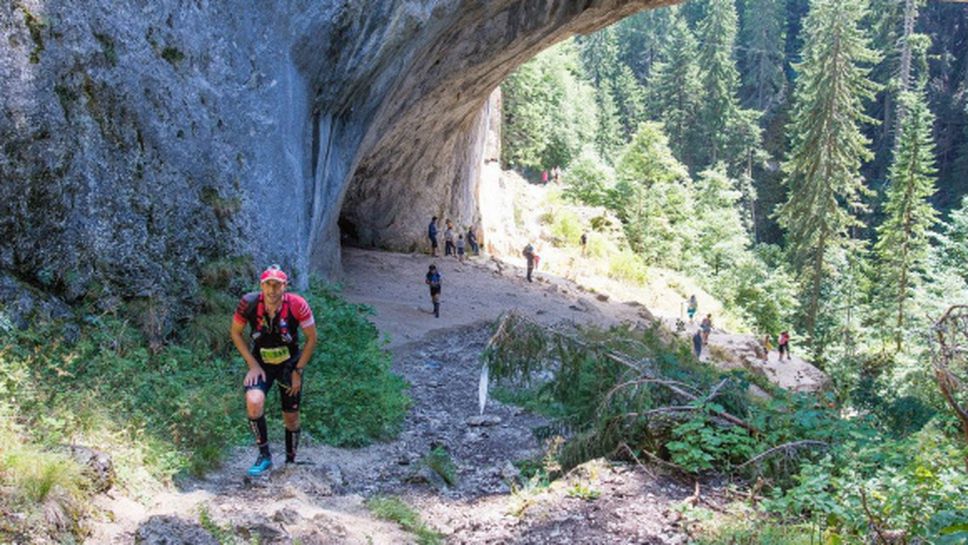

left=0, top=279, right=410, bottom=489
left=549, top=209, right=583, bottom=247
left=608, top=251, right=649, bottom=285
left=302, top=281, right=410, bottom=447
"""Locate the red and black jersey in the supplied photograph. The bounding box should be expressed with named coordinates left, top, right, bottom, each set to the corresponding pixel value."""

left=233, top=292, right=315, bottom=365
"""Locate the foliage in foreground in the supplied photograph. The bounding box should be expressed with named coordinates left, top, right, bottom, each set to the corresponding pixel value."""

left=483, top=312, right=968, bottom=543
left=0, top=278, right=409, bottom=542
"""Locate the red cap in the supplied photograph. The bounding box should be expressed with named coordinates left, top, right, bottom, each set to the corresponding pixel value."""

left=260, top=265, right=288, bottom=284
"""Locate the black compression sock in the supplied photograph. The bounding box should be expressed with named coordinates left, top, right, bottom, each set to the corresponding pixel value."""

left=285, top=428, right=301, bottom=462
left=249, top=416, right=270, bottom=457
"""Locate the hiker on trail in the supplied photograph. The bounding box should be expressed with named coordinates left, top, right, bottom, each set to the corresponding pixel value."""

left=762, top=334, right=773, bottom=361
left=552, top=165, right=561, bottom=184
left=692, top=329, right=704, bottom=359
left=231, top=265, right=317, bottom=476
left=425, top=264, right=442, bottom=318
left=444, top=220, right=455, bottom=256
left=778, top=331, right=791, bottom=361
left=700, top=314, right=712, bottom=345
left=523, top=243, right=536, bottom=283
left=456, top=234, right=466, bottom=263
left=580, top=232, right=588, bottom=257
left=428, top=216, right=439, bottom=257
left=541, top=170, right=549, bottom=185
left=467, top=226, right=479, bottom=256
left=687, top=295, right=698, bottom=323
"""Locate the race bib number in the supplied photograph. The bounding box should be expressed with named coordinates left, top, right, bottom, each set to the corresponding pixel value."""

left=260, top=346, right=291, bottom=365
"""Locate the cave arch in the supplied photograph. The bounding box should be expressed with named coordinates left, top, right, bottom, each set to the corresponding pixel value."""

left=301, top=0, right=673, bottom=270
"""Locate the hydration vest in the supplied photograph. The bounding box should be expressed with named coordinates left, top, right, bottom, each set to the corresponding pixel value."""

left=240, top=292, right=300, bottom=362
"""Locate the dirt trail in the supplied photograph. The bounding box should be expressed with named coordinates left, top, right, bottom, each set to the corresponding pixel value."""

left=86, top=248, right=823, bottom=544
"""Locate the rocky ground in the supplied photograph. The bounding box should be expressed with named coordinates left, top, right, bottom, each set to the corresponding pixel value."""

left=85, top=247, right=826, bottom=544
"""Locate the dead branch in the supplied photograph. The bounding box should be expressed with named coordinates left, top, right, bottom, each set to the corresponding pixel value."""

left=860, top=487, right=890, bottom=545
left=733, top=440, right=829, bottom=471
left=488, top=311, right=760, bottom=435
left=932, top=304, right=968, bottom=470
left=602, top=378, right=703, bottom=407
left=613, top=442, right=657, bottom=479
left=637, top=447, right=692, bottom=476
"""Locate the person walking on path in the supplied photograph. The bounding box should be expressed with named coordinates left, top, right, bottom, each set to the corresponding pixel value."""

left=428, top=216, right=439, bottom=257
left=762, top=334, right=773, bottom=362
left=467, top=226, right=479, bottom=256
left=523, top=243, right=536, bottom=282
left=444, top=221, right=455, bottom=257
left=692, top=329, right=704, bottom=359
left=541, top=170, right=549, bottom=185
left=456, top=234, right=466, bottom=263
left=230, top=265, right=318, bottom=476
left=687, top=295, right=698, bottom=323
left=700, top=314, right=712, bottom=345
left=425, top=264, right=442, bottom=318
left=778, top=331, right=791, bottom=361
left=580, top=232, right=588, bottom=257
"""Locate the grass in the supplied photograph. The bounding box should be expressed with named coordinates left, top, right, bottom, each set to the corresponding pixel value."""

left=422, top=446, right=458, bottom=487
left=365, top=496, right=442, bottom=545
left=607, top=250, right=649, bottom=285
left=548, top=209, right=583, bottom=247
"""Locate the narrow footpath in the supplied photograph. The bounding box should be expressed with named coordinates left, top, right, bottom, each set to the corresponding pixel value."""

left=88, top=247, right=824, bottom=545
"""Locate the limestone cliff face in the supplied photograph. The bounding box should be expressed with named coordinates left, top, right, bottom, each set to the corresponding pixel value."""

left=0, top=0, right=669, bottom=311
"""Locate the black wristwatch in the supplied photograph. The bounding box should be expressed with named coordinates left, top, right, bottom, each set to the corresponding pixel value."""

left=293, top=367, right=304, bottom=375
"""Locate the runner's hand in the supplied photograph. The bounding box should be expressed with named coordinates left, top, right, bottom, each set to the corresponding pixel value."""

left=288, top=372, right=302, bottom=395
left=244, top=366, right=265, bottom=387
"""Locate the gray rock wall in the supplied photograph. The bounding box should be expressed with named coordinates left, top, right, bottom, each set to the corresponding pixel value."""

left=0, top=0, right=670, bottom=314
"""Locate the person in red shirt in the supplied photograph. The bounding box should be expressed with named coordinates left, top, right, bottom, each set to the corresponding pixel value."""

left=230, top=265, right=317, bottom=476
left=778, top=331, right=791, bottom=361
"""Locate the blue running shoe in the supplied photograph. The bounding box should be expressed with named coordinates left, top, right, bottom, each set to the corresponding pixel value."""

left=247, top=454, right=272, bottom=476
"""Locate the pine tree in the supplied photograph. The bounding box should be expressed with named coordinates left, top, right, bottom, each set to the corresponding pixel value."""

left=776, top=0, right=879, bottom=351
left=649, top=10, right=703, bottom=165
left=613, top=64, right=647, bottom=139
left=692, top=167, right=750, bottom=277
left=694, top=0, right=763, bottom=175
left=874, top=88, right=938, bottom=352
left=595, top=81, right=624, bottom=161
left=614, top=8, right=673, bottom=83
left=613, top=122, right=695, bottom=266
left=939, top=195, right=968, bottom=285
left=738, top=0, right=787, bottom=112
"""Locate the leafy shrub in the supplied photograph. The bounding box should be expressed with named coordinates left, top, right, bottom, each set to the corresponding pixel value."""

left=608, top=251, right=649, bottom=285
left=549, top=209, right=583, bottom=247
left=667, top=411, right=758, bottom=473
left=302, top=281, right=410, bottom=446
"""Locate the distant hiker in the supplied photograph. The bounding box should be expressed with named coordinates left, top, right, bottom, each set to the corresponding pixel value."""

left=762, top=334, right=773, bottom=361
left=456, top=234, right=466, bottom=263
left=428, top=216, right=439, bottom=257
left=231, top=265, right=318, bottom=476
left=444, top=221, right=455, bottom=256
left=541, top=170, right=549, bottom=185
left=467, top=226, right=479, bottom=256
left=778, top=331, right=791, bottom=361
left=580, top=232, right=588, bottom=257
left=692, top=329, right=703, bottom=359
left=426, top=264, right=442, bottom=318
left=687, top=295, right=698, bottom=323
left=523, top=243, right=536, bottom=282
left=552, top=165, right=561, bottom=184
left=700, top=314, right=712, bottom=345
